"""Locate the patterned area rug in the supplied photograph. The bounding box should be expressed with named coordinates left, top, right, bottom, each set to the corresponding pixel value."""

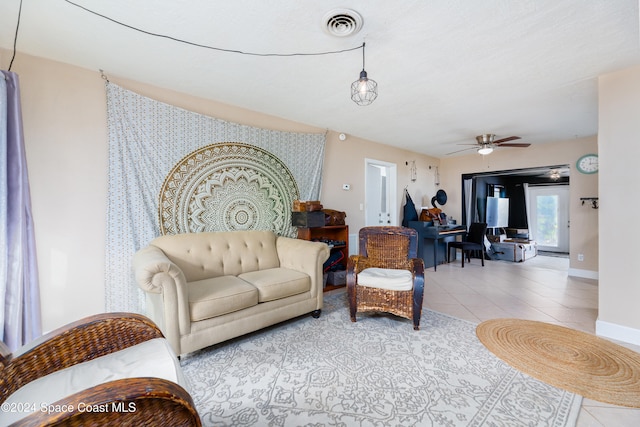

left=181, top=291, right=582, bottom=426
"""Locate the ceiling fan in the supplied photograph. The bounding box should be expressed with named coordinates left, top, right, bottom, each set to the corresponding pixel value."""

left=447, top=134, right=531, bottom=155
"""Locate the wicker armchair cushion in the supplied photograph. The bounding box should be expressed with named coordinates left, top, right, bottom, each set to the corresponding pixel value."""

left=357, top=267, right=413, bottom=291
left=2, top=338, right=187, bottom=426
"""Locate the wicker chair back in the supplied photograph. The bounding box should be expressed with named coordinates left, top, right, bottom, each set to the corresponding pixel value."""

left=359, top=226, right=418, bottom=261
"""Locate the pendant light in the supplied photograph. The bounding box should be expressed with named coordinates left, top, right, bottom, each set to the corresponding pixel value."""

left=351, top=42, right=378, bottom=106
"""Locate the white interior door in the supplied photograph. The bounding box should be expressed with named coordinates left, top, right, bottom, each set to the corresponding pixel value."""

left=365, top=159, right=397, bottom=226
left=528, top=186, right=570, bottom=252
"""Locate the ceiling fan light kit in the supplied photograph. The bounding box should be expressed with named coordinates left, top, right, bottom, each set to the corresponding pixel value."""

left=477, top=145, right=494, bottom=155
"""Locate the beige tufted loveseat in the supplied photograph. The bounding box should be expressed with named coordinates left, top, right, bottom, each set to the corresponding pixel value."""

left=133, top=230, right=330, bottom=356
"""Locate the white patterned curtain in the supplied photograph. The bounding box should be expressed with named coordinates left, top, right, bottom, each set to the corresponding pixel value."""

left=105, top=83, right=325, bottom=313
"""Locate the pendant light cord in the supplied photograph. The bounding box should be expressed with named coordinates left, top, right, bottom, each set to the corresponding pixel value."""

left=8, top=0, right=23, bottom=71
left=63, top=0, right=364, bottom=58
left=361, top=42, right=366, bottom=70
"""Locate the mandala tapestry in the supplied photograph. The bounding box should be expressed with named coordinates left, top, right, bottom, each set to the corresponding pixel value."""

left=160, top=143, right=299, bottom=237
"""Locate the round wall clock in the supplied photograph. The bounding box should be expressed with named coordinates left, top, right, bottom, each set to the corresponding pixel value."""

left=576, top=154, right=598, bottom=174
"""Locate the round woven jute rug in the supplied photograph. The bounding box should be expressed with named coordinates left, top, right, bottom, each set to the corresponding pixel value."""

left=476, top=318, right=640, bottom=407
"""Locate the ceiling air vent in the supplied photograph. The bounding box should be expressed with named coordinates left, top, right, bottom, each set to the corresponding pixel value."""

left=322, top=9, right=363, bottom=37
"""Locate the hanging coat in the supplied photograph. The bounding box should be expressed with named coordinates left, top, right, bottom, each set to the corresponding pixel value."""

left=402, top=189, right=418, bottom=227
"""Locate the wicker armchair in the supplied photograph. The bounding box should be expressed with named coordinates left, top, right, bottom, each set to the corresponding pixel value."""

left=0, top=313, right=201, bottom=427
left=347, top=226, right=425, bottom=330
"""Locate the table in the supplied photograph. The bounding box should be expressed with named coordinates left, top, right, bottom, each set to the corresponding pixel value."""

left=409, top=222, right=467, bottom=271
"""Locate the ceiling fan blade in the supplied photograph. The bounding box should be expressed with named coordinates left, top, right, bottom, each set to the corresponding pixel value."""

left=446, top=147, right=476, bottom=155
left=496, top=143, right=531, bottom=148
left=493, top=136, right=521, bottom=144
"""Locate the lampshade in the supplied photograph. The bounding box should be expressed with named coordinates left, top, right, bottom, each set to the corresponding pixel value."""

left=477, top=144, right=493, bottom=155
left=351, top=43, right=378, bottom=106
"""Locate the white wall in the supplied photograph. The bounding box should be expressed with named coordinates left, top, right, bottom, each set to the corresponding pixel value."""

left=596, top=64, right=640, bottom=344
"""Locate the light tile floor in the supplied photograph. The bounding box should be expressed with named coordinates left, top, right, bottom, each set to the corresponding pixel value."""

left=423, top=254, right=640, bottom=427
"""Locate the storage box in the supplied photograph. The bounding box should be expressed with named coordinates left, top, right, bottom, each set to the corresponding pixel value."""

left=505, top=228, right=530, bottom=240
left=327, top=270, right=346, bottom=286
left=486, top=234, right=506, bottom=243
left=292, top=200, right=307, bottom=212
left=292, top=200, right=324, bottom=213
left=292, top=211, right=325, bottom=228
left=490, top=241, right=537, bottom=262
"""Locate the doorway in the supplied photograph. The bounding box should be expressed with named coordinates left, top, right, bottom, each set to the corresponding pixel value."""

left=527, top=185, right=570, bottom=253
left=365, top=159, right=397, bottom=226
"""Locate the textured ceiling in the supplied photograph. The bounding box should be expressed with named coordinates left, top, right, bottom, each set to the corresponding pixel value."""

left=1, top=0, right=639, bottom=157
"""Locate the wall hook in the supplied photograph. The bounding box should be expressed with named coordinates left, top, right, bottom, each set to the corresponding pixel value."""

left=580, top=197, right=598, bottom=209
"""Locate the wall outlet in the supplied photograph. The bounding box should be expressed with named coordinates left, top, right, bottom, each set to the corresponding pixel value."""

left=577, top=253, right=584, bottom=262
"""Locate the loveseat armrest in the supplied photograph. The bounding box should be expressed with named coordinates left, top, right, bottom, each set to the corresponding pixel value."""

left=132, top=245, right=192, bottom=353
left=10, top=377, right=201, bottom=427
left=276, top=237, right=330, bottom=297
left=132, top=245, right=186, bottom=295
left=1, top=313, right=163, bottom=404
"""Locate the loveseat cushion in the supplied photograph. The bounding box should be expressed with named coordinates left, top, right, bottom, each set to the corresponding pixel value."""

left=1, top=338, right=186, bottom=426
left=188, top=276, right=259, bottom=321
left=239, top=267, right=310, bottom=302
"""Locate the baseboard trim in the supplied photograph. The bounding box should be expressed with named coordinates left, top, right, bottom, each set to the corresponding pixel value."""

left=567, top=268, right=598, bottom=280
left=596, top=319, right=640, bottom=347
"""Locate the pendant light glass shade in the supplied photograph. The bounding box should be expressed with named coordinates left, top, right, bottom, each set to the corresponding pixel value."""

left=351, top=43, right=378, bottom=106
